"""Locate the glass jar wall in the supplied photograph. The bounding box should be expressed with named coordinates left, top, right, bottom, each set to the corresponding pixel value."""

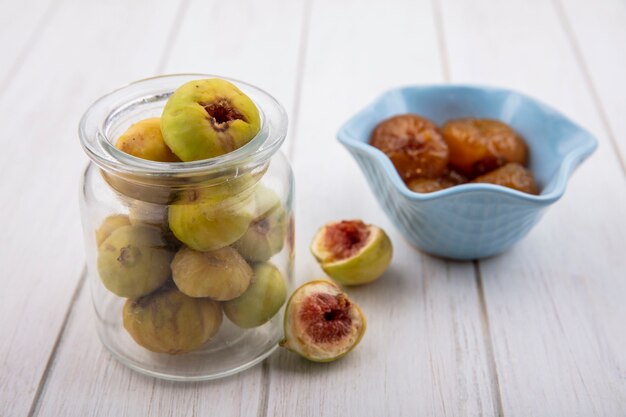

left=79, top=75, right=293, bottom=380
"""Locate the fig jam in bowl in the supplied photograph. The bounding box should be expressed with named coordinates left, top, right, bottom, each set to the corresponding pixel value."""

left=337, top=85, right=597, bottom=260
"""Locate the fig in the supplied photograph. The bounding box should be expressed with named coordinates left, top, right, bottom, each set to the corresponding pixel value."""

left=441, top=118, right=528, bottom=177
left=171, top=246, right=253, bottom=300
left=471, top=162, right=539, bottom=194
left=280, top=280, right=366, bottom=362
left=311, top=220, right=392, bottom=286
left=233, top=186, right=288, bottom=262
left=161, top=79, right=261, bottom=161
left=115, top=118, right=180, bottom=162
left=101, top=171, right=175, bottom=205
left=406, top=169, right=467, bottom=193
left=123, top=285, right=222, bottom=354
left=223, top=262, right=287, bottom=328
left=128, top=200, right=168, bottom=227
left=168, top=186, right=254, bottom=252
left=370, top=114, right=449, bottom=181
left=97, top=225, right=174, bottom=298
left=95, top=214, right=130, bottom=247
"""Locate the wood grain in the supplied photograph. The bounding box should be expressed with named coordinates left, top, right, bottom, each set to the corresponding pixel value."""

left=556, top=0, right=626, bottom=171
left=264, top=0, right=497, bottom=416
left=441, top=0, right=626, bottom=414
left=0, top=1, right=181, bottom=416
left=2, top=0, right=626, bottom=415
left=0, top=0, right=59, bottom=86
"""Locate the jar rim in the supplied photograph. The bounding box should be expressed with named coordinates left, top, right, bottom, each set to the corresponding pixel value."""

left=79, top=74, right=288, bottom=177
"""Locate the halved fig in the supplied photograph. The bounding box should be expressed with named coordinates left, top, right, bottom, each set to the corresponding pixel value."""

left=311, top=220, right=392, bottom=286
left=280, top=280, right=366, bottom=362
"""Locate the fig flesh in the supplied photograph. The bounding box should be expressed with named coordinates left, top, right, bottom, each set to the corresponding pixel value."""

left=115, top=118, right=180, bottom=162
left=233, top=186, right=287, bottom=262
left=223, top=262, right=287, bottom=328
left=123, top=285, right=222, bottom=354
left=161, top=79, right=261, bottom=161
left=171, top=246, right=253, bottom=300
left=280, top=280, right=366, bottom=362
left=97, top=225, right=174, bottom=298
left=311, top=220, right=392, bottom=286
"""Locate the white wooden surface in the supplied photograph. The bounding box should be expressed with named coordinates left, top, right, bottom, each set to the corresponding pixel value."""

left=1, top=0, right=625, bottom=416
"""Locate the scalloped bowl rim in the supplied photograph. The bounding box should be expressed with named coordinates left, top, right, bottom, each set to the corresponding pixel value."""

left=337, top=84, right=598, bottom=206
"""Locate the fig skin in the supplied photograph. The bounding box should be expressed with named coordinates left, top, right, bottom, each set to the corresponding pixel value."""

left=280, top=280, right=366, bottom=362
left=223, top=262, right=287, bottom=328
left=471, top=162, right=539, bottom=194
left=311, top=220, right=393, bottom=286
left=441, top=118, right=528, bottom=177
left=171, top=246, right=253, bottom=300
left=115, top=118, right=180, bottom=162
left=95, top=214, right=130, bottom=247
left=407, top=170, right=467, bottom=194
left=370, top=114, right=449, bottom=181
left=168, top=185, right=255, bottom=252
left=97, top=225, right=174, bottom=298
left=233, top=186, right=288, bottom=262
left=161, top=79, right=261, bottom=161
left=123, top=286, right=222, bottom=355
left=101, top=171, right=176, bottom=205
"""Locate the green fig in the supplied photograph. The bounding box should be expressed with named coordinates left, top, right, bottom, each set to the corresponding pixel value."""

left=161, top=79, right=261, bottom=161
left=97, top=225, right=174, bottom=298
left=310, top=220, right=392, bottom=286
left=123, top=285, right=222, bottom=354
left=168, top=185, right=254, bottom=252
left=223, top=262, right=287, bottom=328
left=95, top=214, right=131, bottom=247
left=233, top=186, right=288, bottom=262
left=171, top=246, right=253, bottom=300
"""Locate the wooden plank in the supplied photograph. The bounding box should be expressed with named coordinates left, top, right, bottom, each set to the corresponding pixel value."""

left=31, top=282, right=265, bottom=417
left=32, top=1, right=308, bottom=416
left=0, top=2, right=181, bottom=416
left=440, top=0, right=626, bottom=415
left=556, top=0, right=626, bottom=171
left=0, top=0, right=59, bottom=85
left=265, top=0, right=498, bottom=416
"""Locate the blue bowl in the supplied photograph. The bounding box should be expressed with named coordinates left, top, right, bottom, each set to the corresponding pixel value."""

left=337, top=85, right=597, bottom=260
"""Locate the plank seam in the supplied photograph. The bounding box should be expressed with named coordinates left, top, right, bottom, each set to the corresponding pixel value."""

left=431, top=0, right=451, bottom=82
left=256, top=359, right=270, bottom=417
left=433, top=1, right=504, bottom=414
left=0, top=0, right=63, bottom=95
left=156, top=0, right=192, bottom=73
left=551, top=0, right=626, bottom=177
left=285, top=0, right=313, bottom=160
left=26, top=269, right=87, bottom=417
left=473, top=261, right=505, bottom=417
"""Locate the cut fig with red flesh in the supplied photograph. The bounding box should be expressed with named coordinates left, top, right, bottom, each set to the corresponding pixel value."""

left=311, top=220, right=392, bottom=286
left=280, top=280, right=366, bottom=362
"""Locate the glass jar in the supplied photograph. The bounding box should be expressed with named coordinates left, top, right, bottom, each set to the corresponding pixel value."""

left=78, top=74, right=294, bottom=380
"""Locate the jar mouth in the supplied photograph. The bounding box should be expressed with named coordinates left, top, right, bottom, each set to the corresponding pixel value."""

left=79, top=74, right=288, bottom=178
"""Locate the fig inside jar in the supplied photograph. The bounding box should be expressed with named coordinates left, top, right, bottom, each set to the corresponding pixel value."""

left=79, top=74, right=293, bottom=381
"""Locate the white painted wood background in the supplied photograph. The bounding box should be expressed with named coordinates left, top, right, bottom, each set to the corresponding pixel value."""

left=1, top=0, right=625, bottom=415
